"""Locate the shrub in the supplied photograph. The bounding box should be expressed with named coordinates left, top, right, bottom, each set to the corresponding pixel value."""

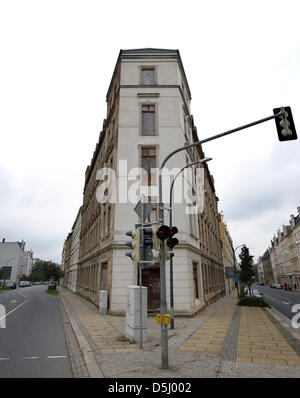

left=238, top=296, right=270, bottom=308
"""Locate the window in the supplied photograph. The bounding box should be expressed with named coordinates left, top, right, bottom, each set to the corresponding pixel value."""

left=141, top=147, right=156, bottom=186
left=193, top=262, right=199, bottom=299
left=142, top=104, right=155, bottom=136
left=142, top=68, right=155, bottom=85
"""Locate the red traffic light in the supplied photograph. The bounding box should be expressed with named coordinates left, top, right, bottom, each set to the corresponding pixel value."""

left=169, top=226, right=178, bottom=237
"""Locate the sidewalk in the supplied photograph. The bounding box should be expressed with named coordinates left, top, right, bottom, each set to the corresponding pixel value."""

left=58, top=287, right=300, bottom=378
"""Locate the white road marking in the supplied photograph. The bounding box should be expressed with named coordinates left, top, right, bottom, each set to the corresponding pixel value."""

left=47, top=355, right=67, bottom=359
left=0, top=299, right=28, bottom=322
left=0, top=358, right=10, bottom=361
left=283, top=301, right=290, bottom=305
left=11, top=300, right=17, bottom=303
left=20, top=356, right=39, bottom=360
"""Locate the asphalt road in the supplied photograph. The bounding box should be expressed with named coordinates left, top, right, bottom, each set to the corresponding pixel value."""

left=255, top=283, right=300, bottom=320
left=0, top=285, right=73, bottom=378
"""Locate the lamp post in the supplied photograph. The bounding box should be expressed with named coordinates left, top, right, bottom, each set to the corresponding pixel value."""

left=168, top=157, right=212, bottom=329
left=233, top=244, right=245, bottom=296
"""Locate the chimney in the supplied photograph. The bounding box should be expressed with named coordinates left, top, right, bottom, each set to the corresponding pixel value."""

left=2, top=238, right=5, bottom=243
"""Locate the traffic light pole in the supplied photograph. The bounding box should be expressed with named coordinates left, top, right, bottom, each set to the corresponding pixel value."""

left=158, top=108, right=287, bottom=369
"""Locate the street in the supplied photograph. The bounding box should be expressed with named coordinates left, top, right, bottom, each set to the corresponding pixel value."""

left=255, top=284, right=300, bottom=320
left=0, top=285, right=73, bottom=378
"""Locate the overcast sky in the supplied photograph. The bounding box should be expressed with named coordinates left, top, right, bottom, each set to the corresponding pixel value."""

left=0, top=0, right=299, bottom=263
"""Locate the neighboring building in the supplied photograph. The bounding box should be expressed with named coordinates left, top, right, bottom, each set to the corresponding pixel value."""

left=259, top=249, right=273, bottom=284
left=267, top=207, right=300, bottom=289
left=22, top=250, right=34, bottom=276
left=0, top=239, right=26, bottom=285
left=68, top=207, right=82, bottom=292
left=69, top=48, right=225, bottom=316
left=61, top=232, right=72, bottom=288
left=257, top=257, right=265, bottom=284
left=218, top=212, right=235, bottom=294
left=289, top=209, right=300, bottom=289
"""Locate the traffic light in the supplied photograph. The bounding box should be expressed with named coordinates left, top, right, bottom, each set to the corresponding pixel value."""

left=155, top=225, right=179, bottom=259
left=142, top=227, right=154, bottom=262
left=273, top=107, right=297, bottom=141
left=125, top=227, right=140, bottom=264
left=166, top=226, right=179, bottom=250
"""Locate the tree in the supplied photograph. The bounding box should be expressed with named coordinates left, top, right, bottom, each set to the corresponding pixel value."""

left=238, top=245, right=256, bottom=296
left=28, top=260, right=64, bottom=282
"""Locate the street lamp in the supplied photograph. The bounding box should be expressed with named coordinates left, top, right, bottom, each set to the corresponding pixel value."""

left=168, top=157, right=212, bottom=329
left=233, top=244, right=245, bottom=296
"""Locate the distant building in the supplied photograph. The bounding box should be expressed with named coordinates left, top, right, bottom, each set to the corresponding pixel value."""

left=22, top=250, right=34, bottom=276
left=267, top=207, right=300, bottom=289
left=259, top=249, right=273, bottom=285
left=218, top=212, right=235, bottom=294
left=257, top=257, right=265, bottom=284
left=61, top=207, right=82, bottom=292
left=0, top=239, right=27, bottom=285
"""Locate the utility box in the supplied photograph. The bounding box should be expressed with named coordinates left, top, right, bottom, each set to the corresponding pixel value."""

left=99, top=290, right=108, bottom=314
left=125, top=285, right=147, bottom=343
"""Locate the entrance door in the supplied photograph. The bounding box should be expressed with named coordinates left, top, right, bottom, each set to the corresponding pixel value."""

left=142, top=266, right=160, bottom=312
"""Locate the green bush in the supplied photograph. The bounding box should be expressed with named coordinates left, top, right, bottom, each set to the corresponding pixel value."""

left=238, top=296, right=270, bottom=308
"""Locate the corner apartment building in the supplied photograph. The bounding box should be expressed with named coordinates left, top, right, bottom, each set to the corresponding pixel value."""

left=72, top=48, right=225, bottom=315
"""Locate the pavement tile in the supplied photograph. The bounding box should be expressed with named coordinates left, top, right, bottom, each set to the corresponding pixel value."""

left=286, top=359, right=300, bottom=366
left=236, top=357, right=252, bottom=363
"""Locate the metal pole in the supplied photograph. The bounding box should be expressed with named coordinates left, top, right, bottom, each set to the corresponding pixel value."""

left=139, top=196, right=145, bottom=350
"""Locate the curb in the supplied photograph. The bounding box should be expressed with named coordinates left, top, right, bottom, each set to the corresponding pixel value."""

left=59, top=295, right=104, bottom=378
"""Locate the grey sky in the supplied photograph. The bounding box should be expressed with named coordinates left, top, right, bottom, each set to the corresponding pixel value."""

left=0, top=0, right=299, bottom=263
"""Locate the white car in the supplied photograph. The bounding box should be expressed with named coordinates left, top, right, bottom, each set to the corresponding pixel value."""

left=271, top=283, right=282, bottom=289
left=244, top=287, right=263, bottom=298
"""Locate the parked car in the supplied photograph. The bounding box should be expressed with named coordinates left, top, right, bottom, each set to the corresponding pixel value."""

left=271, top=283, right=282, bottom=289
left=18, top=281, right=26, bottom=287
left=7, top=281, right=17, bottom=289
left=244, top=287, right=263, bottom=298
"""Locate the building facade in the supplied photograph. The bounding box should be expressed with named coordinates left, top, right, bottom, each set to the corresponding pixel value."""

left=70, top=49, right=225, bottom=315
left=259, top=249, right=273, bottom=284
left=218, top=212, right=235, bottom=293
left=267, top=207, right=300, bottom=289
left=0, top=239, right=27, bottom=285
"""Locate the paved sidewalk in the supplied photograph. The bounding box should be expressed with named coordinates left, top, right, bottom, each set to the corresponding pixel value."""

left=58, top=287, right=300, bottom=378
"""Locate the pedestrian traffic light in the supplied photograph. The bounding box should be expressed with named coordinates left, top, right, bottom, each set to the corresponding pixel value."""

left=273, top=107, right=297, bottom=141
left=125, top=227, right=140, bottom=264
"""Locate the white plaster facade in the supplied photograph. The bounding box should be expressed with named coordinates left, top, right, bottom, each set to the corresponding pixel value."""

left=68, top=207, right=82, bottom=292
